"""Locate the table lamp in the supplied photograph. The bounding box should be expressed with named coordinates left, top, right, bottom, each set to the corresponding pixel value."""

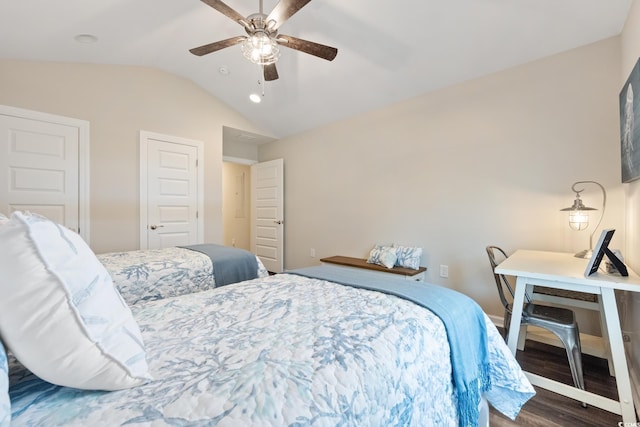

left=560, top=180, right=606, bottom=258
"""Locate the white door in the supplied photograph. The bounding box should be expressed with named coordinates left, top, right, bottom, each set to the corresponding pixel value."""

left=251, top=159, right=284, bottom=273
left=139, top=131, right=204, bottom=249
left=0, top=106, right=90, bottom=241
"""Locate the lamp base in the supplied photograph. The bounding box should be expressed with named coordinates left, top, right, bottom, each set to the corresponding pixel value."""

left=574, top=249, right=593, bottom=259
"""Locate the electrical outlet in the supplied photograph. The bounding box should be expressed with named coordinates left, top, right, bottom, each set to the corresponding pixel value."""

left=310, top=248, right=316, bottom=258
left=439, top=265, right=449, bottom=278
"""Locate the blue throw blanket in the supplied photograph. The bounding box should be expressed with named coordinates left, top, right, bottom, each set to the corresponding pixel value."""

left=180, top=244, right=259, bottom=287
left=288, top=266, right=491, bottom=427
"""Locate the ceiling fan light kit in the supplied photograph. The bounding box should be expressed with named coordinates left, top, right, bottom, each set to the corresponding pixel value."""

left=240, top=30, right=280, bottom=65
left=190, top=0, right=338, bottom=82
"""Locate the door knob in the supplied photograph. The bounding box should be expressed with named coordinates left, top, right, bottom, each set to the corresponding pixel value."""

left=149, top=225, right=165, bottom=230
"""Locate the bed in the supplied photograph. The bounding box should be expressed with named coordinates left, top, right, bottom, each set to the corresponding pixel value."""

left=0, top=212, right=535, bottom=427
left=97, top=244, right=269, bottom=305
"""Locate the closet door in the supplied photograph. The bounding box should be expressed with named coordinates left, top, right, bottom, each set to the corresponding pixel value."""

left=139, top=131, right=204, bottom=250
left=0, top=106, right=90, bottom=240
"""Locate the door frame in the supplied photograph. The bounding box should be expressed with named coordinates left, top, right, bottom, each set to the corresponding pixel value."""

left=0, top=104, right=91, bottom=243
left=139, top=130, right=204, bottom=249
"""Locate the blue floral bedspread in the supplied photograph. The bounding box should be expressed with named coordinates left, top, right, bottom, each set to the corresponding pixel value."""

left=97, top=247, right=269, bottom=305
left=8, top=274, right=534, bottom=426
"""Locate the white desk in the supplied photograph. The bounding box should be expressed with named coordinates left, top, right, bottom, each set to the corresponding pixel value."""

left=495, top=250, right=640, bottom=422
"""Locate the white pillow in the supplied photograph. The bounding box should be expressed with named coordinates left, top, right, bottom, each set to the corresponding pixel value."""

left=395, top=246, right=423, bottom=270
left=0, top=212, right=151, bottom=390
left=0, top=340, right=9, bottom=427
left=367, top=245, right=397, bottom=269
left=0, top=213, right=8, bottom=226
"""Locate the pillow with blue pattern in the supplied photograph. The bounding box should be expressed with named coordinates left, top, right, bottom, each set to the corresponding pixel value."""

left=395, top=245, right=423, bottom=270
left=367, top=245, right=397, bottom=269
left=0, top=211, right=151, bottom=391
left=0, top=340, right=9, bottom=427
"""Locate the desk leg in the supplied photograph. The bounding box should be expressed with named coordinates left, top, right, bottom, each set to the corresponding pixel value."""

left=597, top=294, right=615, bottom=376
left=506, top=276, right=528, bottom=355
left=601, top=288, right=636, bottom=422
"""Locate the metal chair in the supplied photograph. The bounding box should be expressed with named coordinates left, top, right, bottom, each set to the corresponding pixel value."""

left=486, top=245, right=586, bottom=394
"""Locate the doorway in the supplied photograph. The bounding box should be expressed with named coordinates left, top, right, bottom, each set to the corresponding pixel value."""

left=222, top=161, right=252, bottom=250
left=222, top=126, right=284, bottom=272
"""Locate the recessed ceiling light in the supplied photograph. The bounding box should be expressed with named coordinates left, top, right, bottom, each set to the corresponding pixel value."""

left=74, top=34, right=98, bottom=44
left=218, top=66, right=230, bottom=75
left=249, top=94, right=262, bottom=103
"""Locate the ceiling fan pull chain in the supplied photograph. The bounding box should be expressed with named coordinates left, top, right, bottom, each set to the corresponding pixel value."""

left=258, top=64, right=265, bottom=97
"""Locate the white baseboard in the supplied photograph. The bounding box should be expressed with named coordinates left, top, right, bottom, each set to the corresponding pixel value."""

left=488, top=315, right=607, bottom=358
left=487, top=314, right=503, bottom=328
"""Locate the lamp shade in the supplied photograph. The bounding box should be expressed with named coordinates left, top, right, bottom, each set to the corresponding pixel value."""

left=560, top=196, right=597, bottom=231
left=560, top=180, right=606, bottom=258
left=568, top=211, right=589, bottom=231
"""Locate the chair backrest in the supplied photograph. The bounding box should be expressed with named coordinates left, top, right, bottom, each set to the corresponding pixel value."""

left=485, top=246, right=530, bottom=310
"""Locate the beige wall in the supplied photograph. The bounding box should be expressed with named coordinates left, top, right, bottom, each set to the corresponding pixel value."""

left=223, top=137, right=259, bottom=162
left=0, top=60, right=270, bottom=254
left=620, top=0, right=640, bottom=392
left=259, top=37, right=623, bottom=321
left=222, top=161, right=251, bottom=250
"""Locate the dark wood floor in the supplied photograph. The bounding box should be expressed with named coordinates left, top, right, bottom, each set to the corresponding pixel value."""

left=490, top=333, right=623, bottom=426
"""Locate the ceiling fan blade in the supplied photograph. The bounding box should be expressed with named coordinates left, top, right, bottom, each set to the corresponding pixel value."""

left=277, top=34, right=337, bottom=61
left=264, top=63, right=279, bottom=81
left=266, top=0, right=313, bottom=31
left=189, top=36, right=246, bottom=56
left=201, top=0, right=251, bottom=28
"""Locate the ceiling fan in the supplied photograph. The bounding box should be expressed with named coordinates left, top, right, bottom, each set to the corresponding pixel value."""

left=189, top=0, right=338, bottom=82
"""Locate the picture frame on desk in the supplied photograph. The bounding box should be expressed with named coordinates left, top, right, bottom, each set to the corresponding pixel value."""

left=584, top=229, right=628, bottom=277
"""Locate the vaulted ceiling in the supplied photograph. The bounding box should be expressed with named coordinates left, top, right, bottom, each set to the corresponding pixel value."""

left=0, top=0, right=632, bottom=138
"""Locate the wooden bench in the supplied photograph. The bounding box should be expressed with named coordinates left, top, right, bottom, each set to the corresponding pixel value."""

left=320, top=255, right=427, bottom=281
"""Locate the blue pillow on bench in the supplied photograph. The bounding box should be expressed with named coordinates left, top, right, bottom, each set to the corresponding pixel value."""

left=395, top=246, right=423, bottom=270
left=367, top=245, right=397, bottom=269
